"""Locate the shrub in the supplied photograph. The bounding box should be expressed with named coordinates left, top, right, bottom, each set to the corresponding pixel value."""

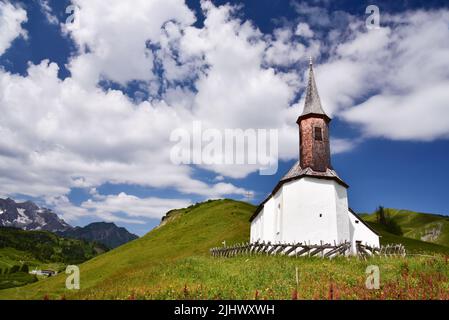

left=19, top=264, right=29, bottom=273
left=9, top=265, right=20, bottom=274
left=375, top=206, right=403, bottom=236
left=385, top=219, right=403, bottom=236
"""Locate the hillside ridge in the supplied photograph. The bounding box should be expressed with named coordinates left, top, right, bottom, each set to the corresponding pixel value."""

left=0, top=199, right=448, bottom=300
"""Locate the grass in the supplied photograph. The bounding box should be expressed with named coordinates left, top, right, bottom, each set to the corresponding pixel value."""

left=0, top=199, right=253, bottom=299
left=0, top=248, right=41, bottom=270
left=0, top=272, right=38, bottom=291
left=0, top=227, right=108, bottom=264
left=0, top=199, right=448, bottom=300
left=368, top=222, right=449, bottom=255
left=363, top=209, right=449, bottom=247
left=75, top=255, right=449, bottom=300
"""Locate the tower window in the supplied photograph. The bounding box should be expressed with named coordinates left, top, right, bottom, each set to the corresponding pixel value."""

left=314, top=127, right=323, bottom=141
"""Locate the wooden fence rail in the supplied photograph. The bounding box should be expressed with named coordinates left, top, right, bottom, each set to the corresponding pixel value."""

left=356, top=243, right=406, bottom=258
left=210, top=241, right=406, bottom=259
left=210, top=241, right=352, bottom=259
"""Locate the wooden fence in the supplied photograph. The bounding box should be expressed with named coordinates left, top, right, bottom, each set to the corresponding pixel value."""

left=356, top=242, right=406, bottom=258
left=210, top=241, right=406, bottom=259
left=210, top=241, right=351, bottom=258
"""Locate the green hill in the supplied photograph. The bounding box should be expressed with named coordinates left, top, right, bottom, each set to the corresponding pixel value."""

left=362, top=208, right=449, bottom=248
left=367, top=221, right=449, bottom=255
left=0, top=227, right=108, bottom=267
left=0, top=247, right=41, bottom=270
left=0, top=227, right=110, bottom=291
left=0, top=200, right=448, bottom=300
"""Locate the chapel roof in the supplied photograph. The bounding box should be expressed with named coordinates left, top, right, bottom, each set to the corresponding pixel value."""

left=299, top=58, right=330, bottom=120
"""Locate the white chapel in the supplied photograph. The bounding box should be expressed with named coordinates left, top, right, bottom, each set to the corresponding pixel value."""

left=250, top=59, right=380, bottom=253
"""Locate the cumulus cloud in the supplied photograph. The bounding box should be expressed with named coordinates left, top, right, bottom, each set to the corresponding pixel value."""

left=331, top=10, right=449, bottom=141
left=264, top=26, right=320, bottom=67
left=0, top=1, right=27, bottom=56
left=295, top=22, right=314, bottom=38
left=0, top=59, right=250, bottom=201
left=46, top=192, right=191, bottom=224
left=1, top=1, right=449, bottom=225
left=65, top=0, right=195, bottom=87
left=82, top=192, right=191, bottom=222
left=286, top=3, right=449, bottom=142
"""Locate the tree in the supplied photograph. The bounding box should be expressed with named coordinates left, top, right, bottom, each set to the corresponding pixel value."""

left=386, top=219, right=403, bottom=236
left=375, top=206, right=403, bottom=236
left=376, top=206, right=387, bottom=225
left=9, top=265, right=20, bottom=274
left=19, top=264, right=29, bottom=273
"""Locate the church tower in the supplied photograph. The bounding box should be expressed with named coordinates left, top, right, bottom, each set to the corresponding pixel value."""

left=249, top=58, right=380, bottom=253
left=297, top=58, right=331, bottom=172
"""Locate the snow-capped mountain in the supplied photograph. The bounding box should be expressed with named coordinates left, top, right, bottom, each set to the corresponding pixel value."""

left=0, top=198, right=139, bottom=248
left=0, top=198, right=71, bottom=232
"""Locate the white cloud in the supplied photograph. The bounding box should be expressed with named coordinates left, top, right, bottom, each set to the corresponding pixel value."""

left=38, top=0, right=58, bottom=25
left=342, top=82, right=449, bottom=141
left=1, top=1, right=449, bottom=226
left=331, top=138, right=356, bottom=155
left=295, top=22, right=314, bottom=38
left=65, top=0, right=195, bottom=86
left=0, top=1, right=27, bottom=56
left=0, top=60, right=250, bottom=200
left=333, top=10, right=449, bottom=141
left=264, top=27, right=320, bottom=67
left=46, top=193, right=191, bottom=224
left=286, top=5, right=449, bottom=142
left=82, top=192, right=191, bottom=222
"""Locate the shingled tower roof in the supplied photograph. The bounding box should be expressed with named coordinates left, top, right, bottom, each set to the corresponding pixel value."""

left=300, top=57, right=330, bottom=121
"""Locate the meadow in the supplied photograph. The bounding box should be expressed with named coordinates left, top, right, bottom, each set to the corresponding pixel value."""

left=0, top=199, right=448, bottom=300
left=69, top=254, right=449, bottom=300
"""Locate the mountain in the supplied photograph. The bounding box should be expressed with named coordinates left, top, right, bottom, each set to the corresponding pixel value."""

left=0, top=198, right=70, bottom=232
left=58, top=222, right=138, bottom=249
left=1, top=200, right=448, bottom=300
left=0, top=198, right=137, bottom=249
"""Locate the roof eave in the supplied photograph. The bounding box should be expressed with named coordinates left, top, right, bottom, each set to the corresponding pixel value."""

left=348, top=208, right=381, bottom=236
left=297, top=112, right=331, bottom=124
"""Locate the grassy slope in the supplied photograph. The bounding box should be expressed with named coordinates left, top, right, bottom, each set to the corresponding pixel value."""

left=0, top=199, right=253, bottom=299
left=367, top=222, right=449, bottom=255
left=0, top=248, right=41, bottom=270
left=0, top=227, right=108, bottom=265
left=1, top=200, right=448, bottom=300
left=363, top=209, right=449, bottom=247
left=0, top=248, right=66, bottom=274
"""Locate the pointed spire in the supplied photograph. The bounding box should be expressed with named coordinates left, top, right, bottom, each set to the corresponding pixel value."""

left=300, top=57, right=329, bottom=119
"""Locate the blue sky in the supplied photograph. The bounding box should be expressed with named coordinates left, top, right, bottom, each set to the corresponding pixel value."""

left=0, top=0, right=449, bottom=236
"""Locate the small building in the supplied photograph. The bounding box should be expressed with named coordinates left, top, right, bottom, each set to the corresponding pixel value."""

left=30, top=269, right=57, bottom=276
left=249, top=59, right=380, bottom=253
